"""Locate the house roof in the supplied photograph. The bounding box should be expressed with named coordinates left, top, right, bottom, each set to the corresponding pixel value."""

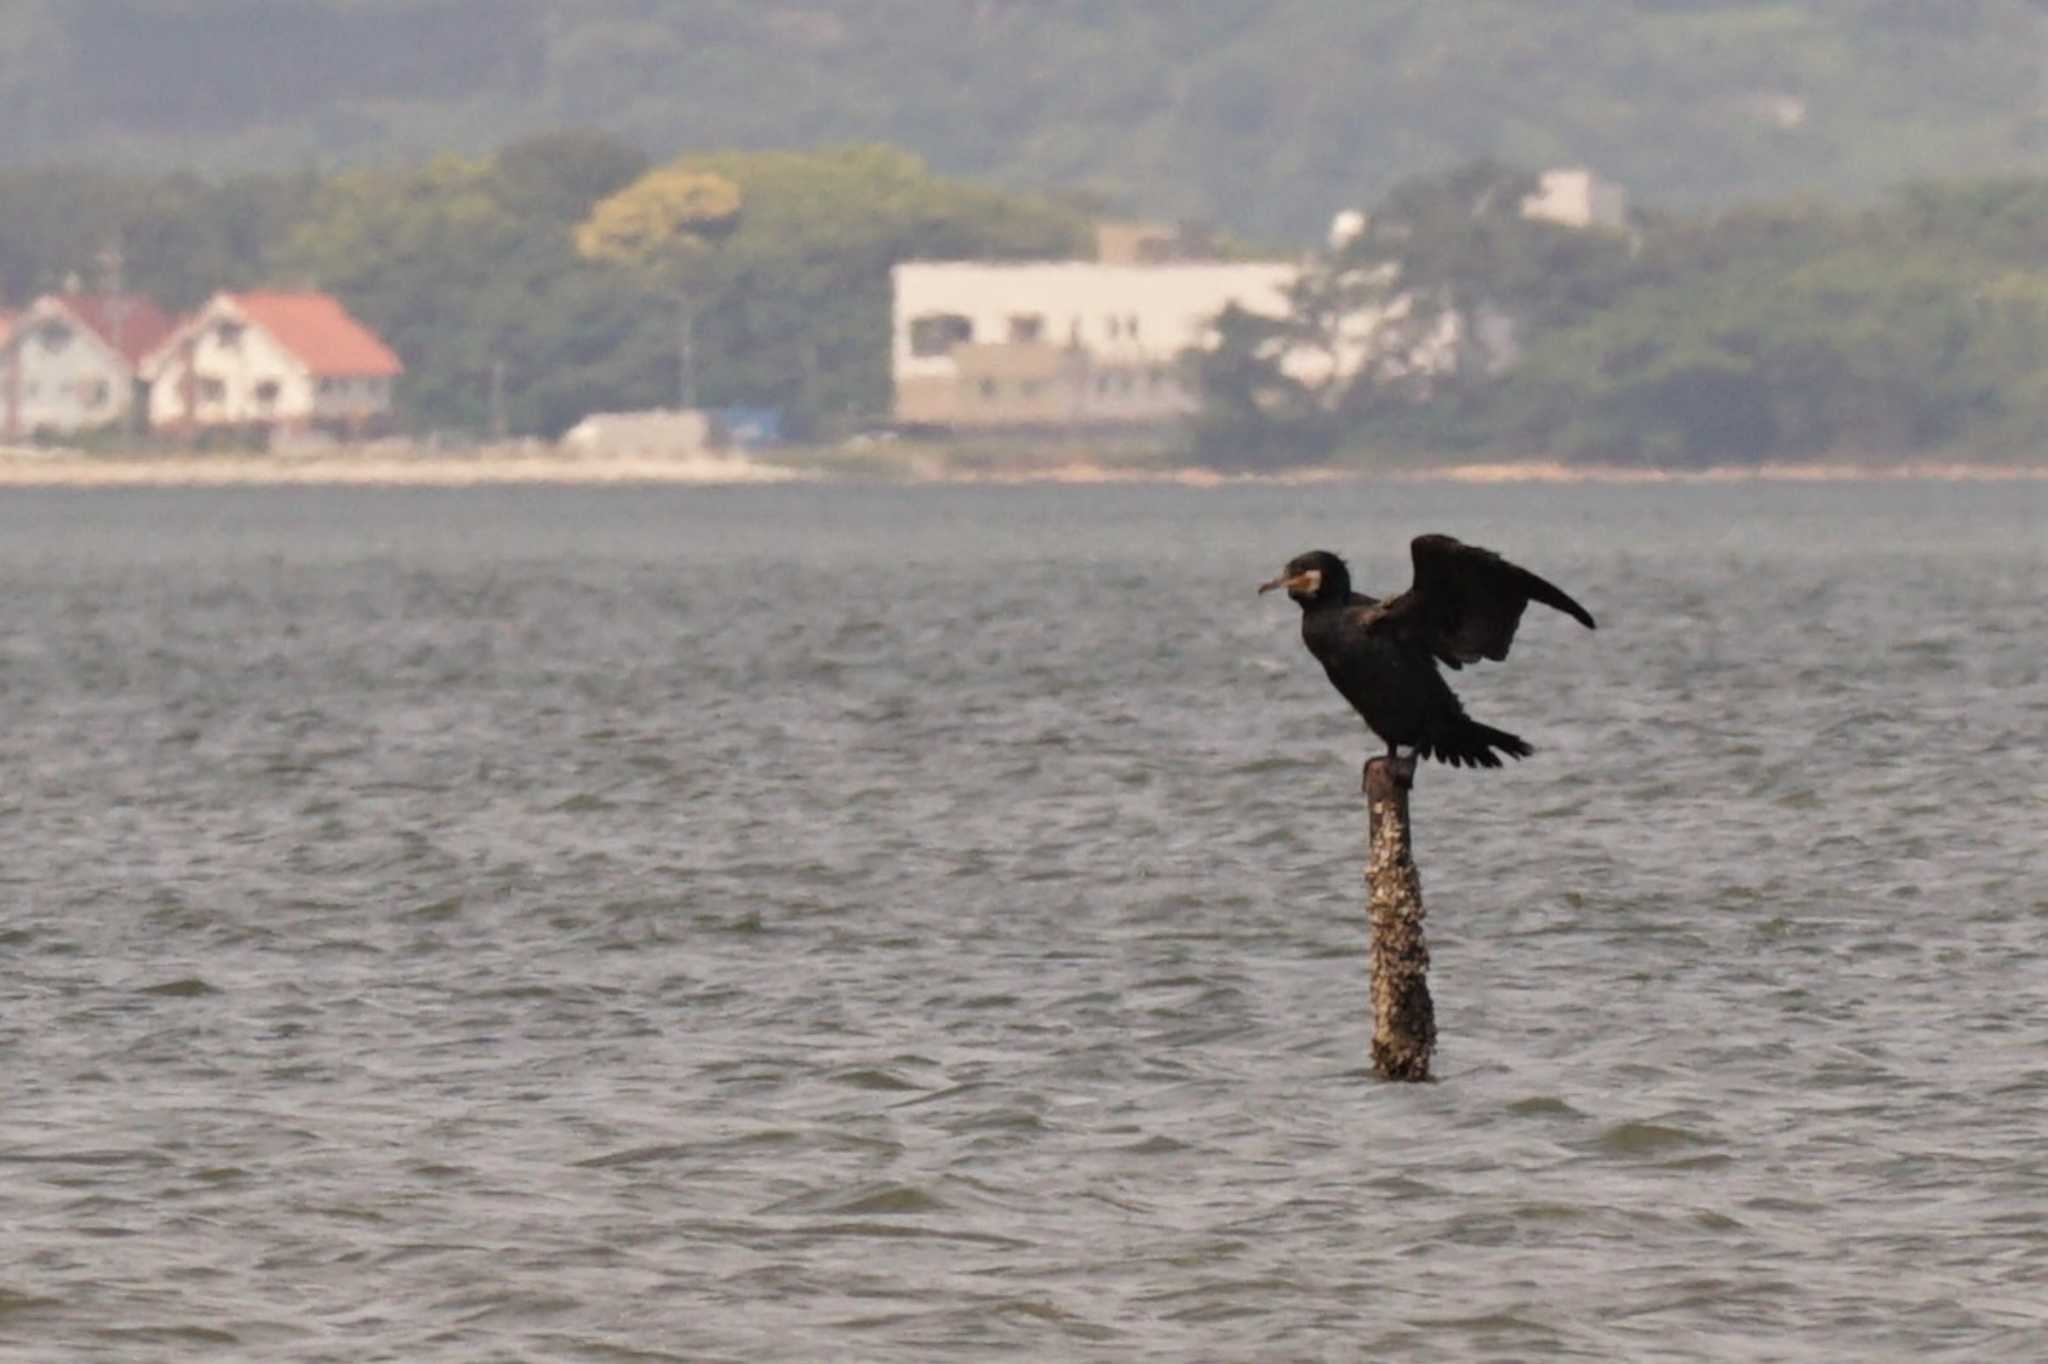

left=43, top=294, right=177, bottom=368
left=226, top=292, right=404, bottom=377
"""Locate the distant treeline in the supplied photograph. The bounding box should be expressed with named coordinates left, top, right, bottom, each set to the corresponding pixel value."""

left=3, top=139, right=2043, bottom=463
left=4, top=1, right=2042, bottom=241
left=0, top=135, right=1087, bottom=439
left=1194, top=164, right=2048, bottom=467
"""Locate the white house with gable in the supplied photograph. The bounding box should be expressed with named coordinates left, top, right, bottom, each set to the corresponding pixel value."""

left=143, top=291, right=403, bottom=437
left=1, top=293, right=175, bottom=440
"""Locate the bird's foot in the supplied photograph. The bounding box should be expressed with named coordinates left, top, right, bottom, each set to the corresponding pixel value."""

left=1362, top=751, right=1418, bottom=792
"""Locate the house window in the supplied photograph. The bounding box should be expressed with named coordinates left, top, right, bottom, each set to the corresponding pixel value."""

left=1127, top=315, right=1141, bottom=340
left=198, top=377, right=226, bottom=402
left=1007, top=314, right=1045, bottom=343
left=909, top=313, right=973, bottom=357
left=215, top=321, right=246, bottom=350
left=1018, top=380, right=1043, bottom=399
left=254, top=380, right=280, bottom=406
left=81, top=378, right=110, bottom=409
left=318, top=377, right=337, bottom=396
left=977, top=378, right=999, bottom=399
left=38, top=323, right=71, bottom=353
left=1104, top=316, right=1121, bottom=339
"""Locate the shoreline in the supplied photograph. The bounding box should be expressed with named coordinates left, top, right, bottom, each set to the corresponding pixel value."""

left=2, top=446, right=2044, bottom=489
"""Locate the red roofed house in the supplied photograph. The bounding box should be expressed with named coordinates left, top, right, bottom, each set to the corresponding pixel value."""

left=2, top=293, right=176, bottom=440
left=143, top=291, right=403, bottom=439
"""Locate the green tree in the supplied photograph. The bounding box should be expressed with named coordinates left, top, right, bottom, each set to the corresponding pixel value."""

left=1188, top=161, right=1640, bottom=467
left=607, top=144, right=1088, bottom=434
left=575, top=167, right=742, bottom=271
left=279, top=133, right=664, bottom=436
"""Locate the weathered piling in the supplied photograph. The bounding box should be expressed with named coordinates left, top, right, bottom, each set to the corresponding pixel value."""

left=1364, top=756, right=1435, bottom=1081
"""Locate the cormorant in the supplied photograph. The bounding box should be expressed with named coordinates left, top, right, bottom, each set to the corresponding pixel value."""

left=1259, top=535, right=1596, bottom=770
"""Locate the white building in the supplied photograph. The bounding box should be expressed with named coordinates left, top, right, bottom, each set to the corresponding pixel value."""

left=1, top=293, right=175, bottom=440
left=891, top=261, right=1298, bottom=428
left=1521, top=168, right=1630, bottom=232
left=143, top=291, right=403, bottom=437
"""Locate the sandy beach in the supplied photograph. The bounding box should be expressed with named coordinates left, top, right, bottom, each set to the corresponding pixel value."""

left=3, top=443, right=2044, bottom=488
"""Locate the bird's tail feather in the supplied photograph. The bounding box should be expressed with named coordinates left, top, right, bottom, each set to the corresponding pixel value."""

left=1425, top=718, right=1533, bottom=769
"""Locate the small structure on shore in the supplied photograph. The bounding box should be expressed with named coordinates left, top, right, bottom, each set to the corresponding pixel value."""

left=559, top=408, right=717, bottom=457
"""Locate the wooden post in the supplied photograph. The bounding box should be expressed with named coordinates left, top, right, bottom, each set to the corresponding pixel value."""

left=1364, top=757, right=1435, bottom=1081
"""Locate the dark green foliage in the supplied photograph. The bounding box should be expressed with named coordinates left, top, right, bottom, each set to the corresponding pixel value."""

left=1, top=2, right=2041, bottom=240
left=1184, top=302, right=1342, bottom=470
left=1503, top=188, right=2048, bottom=463
left=1190, top=164, right=2048, bottom=466
left=0, top=164, right=309, bottom=307
left=650, top=146, right=1088, bottom=434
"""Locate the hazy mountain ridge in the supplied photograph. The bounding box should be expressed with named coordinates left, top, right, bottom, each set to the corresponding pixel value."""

left=2, top=0, right=2041, bottom=239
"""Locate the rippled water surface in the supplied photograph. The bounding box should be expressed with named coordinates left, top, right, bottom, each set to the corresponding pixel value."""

left=2, top=481, right=2045, bottom=1361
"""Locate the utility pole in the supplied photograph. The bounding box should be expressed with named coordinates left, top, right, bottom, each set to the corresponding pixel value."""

left=489, top=358, right=508, bottom=442
left=677, top=293, right=697, bottom=410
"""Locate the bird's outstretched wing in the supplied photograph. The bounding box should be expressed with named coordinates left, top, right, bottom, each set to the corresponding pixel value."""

left=1372, top=533, right=1596, bottom=669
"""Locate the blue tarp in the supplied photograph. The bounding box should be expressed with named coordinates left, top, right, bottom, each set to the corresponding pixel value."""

left=715, top=407, right=783, bottom=447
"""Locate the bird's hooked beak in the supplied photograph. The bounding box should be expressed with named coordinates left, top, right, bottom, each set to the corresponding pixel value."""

left=1258, top=568, right=1321, bottom=597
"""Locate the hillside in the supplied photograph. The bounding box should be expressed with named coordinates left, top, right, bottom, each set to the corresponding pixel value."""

left=2, top=0, right=2042, bottom=240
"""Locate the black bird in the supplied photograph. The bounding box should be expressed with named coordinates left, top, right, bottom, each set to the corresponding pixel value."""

left=1259, top=535, right=1596, bottom=770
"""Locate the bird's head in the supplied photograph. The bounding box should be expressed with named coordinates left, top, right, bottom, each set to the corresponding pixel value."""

left=1258, top=550, right=1350, bottom=607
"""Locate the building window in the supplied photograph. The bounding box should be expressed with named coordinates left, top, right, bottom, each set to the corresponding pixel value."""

left=198, top=377, right=226, bottom=402
left=1104, top=316, right=1121, bottom=339
left=1007, top=314, right=1045, bottom=343
left=1127, top=315, right=1141, bottom=340
left=910, top=313, right=973, bottom=358
left=254, top=380, right=280, bottom=406
left=1018, top=380, right=1044, bottom=399
left=318, top=377, right=337, bottom=396
left=81, top=378, right=110, bottom=408
left=215, top=321, right=246, bottom=350
left=38, top=322, right=71, bottom=353
left=977, top=378, right=999, bottom=399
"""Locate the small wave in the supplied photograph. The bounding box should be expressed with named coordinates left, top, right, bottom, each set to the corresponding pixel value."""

left=136, top=976, right=219, bottom=997
left=574, top=1143, right=694, bottom=1170
left=829, top=1066, right=925, bottom=1092
left=761, top=1182, right=950, bottom=1216
left=1506, top=1095, right=1585, bottom=1118
left=1595, top=1120, right=1711, bottom=1156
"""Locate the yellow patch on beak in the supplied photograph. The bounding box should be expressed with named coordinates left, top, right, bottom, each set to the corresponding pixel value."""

left=1258, top=568, right=1321, bottom=596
